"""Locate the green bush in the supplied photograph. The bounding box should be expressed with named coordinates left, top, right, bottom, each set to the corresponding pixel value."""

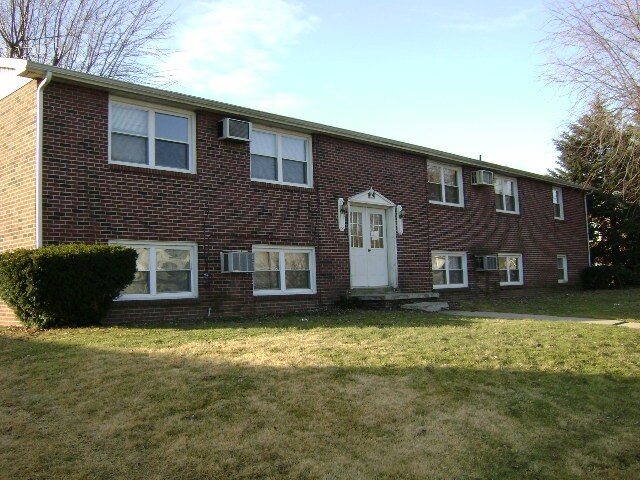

left=580, top=265, right=630, bottom=290
left=0, top=244, right=137, bottom=328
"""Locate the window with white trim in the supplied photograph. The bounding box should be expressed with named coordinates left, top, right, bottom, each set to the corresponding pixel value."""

left=557, top=255, right=568, bottom=283
left=427, top=163, right=464, bottom=206
left=553, top=187, right=564, bottom=220
left=432, top=251, right=468, bottom=288
left=250, top=128, right=312, bottom=186
left=253, top=246, right=316, bottom=295
left=111, top=241, right=198, bottom=300
left=494, top=176, right=519, bottom=213
left=109, top=98, right=195, bottom=172
left=498, top=253, right=523, bottom=286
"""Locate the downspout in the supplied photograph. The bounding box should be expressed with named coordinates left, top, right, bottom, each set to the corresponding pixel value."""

left=584, top=191, right=592, bottom=267
left=35, top=71, right=52, bottom=248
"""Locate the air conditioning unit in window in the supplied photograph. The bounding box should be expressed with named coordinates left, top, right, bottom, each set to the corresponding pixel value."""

left=471, top=170, right=494, bottom=186
left=221, top=251, right=255, bottom=273
left=218, top=118, right=251, bottom=142
left=475, top=255, right=498, bottom=271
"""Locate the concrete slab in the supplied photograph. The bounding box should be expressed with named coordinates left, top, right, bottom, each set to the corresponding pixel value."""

left=619, top=322, right=640, bottom=329
left=402, top=302, right=449, bottom=312
left=443, top=311, right=638, bottom=329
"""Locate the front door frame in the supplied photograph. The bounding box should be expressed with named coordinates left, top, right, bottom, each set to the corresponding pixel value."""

left=348, top=188, right=398, bottom=289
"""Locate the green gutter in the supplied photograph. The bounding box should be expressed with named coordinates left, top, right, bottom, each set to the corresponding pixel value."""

left=14, top=59, right=586, bottom=190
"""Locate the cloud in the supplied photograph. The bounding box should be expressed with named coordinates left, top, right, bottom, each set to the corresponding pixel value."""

left=446, top=7, right=540, bottom=32
left=159, top=0, right=317, bottom=113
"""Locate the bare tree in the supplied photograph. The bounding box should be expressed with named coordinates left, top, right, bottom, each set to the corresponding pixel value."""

left=0, top=0, right=173, bottom=82
left=544, top=0, right=640, bottom=202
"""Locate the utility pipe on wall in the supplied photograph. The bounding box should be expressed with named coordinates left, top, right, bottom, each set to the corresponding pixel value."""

left=35, top=71, right=52, bottom=248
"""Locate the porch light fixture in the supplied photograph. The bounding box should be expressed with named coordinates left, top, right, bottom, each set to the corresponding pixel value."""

left=337, top=198, right=347, bottom=231
left=396, top=205, right=405, bottom=235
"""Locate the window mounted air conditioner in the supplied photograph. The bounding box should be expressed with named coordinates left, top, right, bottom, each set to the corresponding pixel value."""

left=475, top=255, right=498, bottom=271
left=218, top=118, right=251, bottom=142
left=471, top=170, right=494, bottom=186
left=221, top=251, right=255, bottom=272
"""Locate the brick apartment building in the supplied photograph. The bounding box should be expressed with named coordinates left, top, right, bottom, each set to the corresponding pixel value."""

left=0, top=59, right=590, bottom=325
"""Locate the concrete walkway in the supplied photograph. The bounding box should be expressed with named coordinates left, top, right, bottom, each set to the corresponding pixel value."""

left=442, top=310, right=640, bottom=329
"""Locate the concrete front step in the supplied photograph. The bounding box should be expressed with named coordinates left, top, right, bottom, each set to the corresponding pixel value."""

left=350, top=291, right=440, bottom=301
left=401, top=301, right=450, bottom=312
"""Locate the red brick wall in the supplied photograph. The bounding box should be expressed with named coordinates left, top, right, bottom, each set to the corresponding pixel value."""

left=39, top=81, right=589, bottom=323
left=426, top=172, right=589, bottom=303
left=0, top=81, right=37, bottom=325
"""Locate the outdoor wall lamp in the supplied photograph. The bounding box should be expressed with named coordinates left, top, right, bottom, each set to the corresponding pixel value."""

left=338, top=198, right=348, bottom=231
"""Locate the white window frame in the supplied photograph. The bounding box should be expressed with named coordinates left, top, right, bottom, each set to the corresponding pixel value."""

left=110, top=240, right=198, bottom=300
left=498, top=253, right=524, bottom=286
left=557, top=255, right=568, bottom=283
left=109, top=96, right=196, bottom=173
left=552, top=186, right=565, bottom=220
left=252, top=245, right=316, bottom=296
left=250, top=126, right=313, bottom=187
left=494, top=175, right=520, bottom=214
left=427, top=162, right=464, bottom=207
left=431, top=251, right=468, bottom=289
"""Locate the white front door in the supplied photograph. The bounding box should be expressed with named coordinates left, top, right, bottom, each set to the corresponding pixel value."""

left=349, top=206, right=389, bottom=287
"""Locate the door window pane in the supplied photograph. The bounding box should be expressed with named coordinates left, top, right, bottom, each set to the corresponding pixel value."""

left=370, top=214, right=384, bottom=249
left=350, top=212, right=363, bottom=248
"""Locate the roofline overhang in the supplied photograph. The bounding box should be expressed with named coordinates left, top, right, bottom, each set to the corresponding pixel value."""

left=5, top=58, right=588, bottom=190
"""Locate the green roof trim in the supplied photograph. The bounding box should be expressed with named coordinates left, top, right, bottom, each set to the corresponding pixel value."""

left=7, top=58, right=585, bottom=190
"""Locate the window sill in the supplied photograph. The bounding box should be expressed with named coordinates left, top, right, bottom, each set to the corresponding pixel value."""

left=114, top=297, right=200, bottom=306
left=251, top=179, right=314, bottom=192
left=109, top=162, right=195, bottom=178
left=499, top=283, right=524, bottom=288
left=253, top=290, right=316, bottom=297
left=429, top=200, right=464, bottom=208
left=496, top=209, right=520, bottom=215
left=433, top=284, right=469, bottom=290
left=554, top=217, right=565, bottom=221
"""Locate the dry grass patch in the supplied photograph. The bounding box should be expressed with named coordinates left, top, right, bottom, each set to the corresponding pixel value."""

left=1, top=311, right=639, bottom=479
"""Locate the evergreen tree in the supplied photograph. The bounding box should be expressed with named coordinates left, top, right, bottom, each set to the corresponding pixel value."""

left=552, top=101, right=640, bottom=278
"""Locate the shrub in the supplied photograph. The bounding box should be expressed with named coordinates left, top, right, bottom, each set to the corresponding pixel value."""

left=580, top=265, right=630, bottom=290
left=0, top=244, right=137, bottom=328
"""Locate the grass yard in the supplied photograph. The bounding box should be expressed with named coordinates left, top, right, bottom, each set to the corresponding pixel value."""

left=457, top=287, right=640, bottom=321
left=1, top=311, right=640, bottom=479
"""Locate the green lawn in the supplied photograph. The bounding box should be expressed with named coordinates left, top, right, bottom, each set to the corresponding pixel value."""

left=1, top=311, right=639, bottom=479
left=457, top=287, right=640, bottom=321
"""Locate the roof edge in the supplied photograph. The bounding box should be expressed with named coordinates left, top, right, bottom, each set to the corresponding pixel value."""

left=15, top=59, right=586, bottom=190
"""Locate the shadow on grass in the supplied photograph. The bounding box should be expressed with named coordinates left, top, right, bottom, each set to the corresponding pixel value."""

left=106, top=309, right=477, bottom=331
left=1, top=333, right=639, bottom=480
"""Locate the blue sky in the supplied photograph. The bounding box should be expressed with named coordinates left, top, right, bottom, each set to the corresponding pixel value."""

left=159, top=0, right=574, bottom=174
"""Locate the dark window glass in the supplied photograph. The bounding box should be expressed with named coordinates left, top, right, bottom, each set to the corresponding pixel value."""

left=156, top=140, right=188, bottom=169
